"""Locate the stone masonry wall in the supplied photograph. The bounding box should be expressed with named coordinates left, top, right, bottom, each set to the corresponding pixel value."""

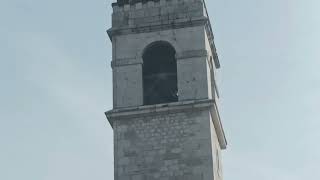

left=109, top=0, right=218, bottom=109
left=210, top=116, right=223, bottom=180
left=112, top=26, right=212, bottom=108
left=113, top=108, right=217, bottom=180
left=111, top=0, right=205, bottom=29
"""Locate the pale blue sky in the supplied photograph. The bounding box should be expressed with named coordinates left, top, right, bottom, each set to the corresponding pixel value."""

left=1, top=0, right=319, bottom=180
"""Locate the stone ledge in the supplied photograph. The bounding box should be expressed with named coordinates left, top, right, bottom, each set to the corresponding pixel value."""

left=176, top=50, right=208, bottom=60
left=210, top=99, right=227, bottom=149
left=111, top=57, right=143, bottom=68
left=110, top=50, right=208, bottom=68
left=106, top=99, right=214, bottom=121
left=107, top=16, right=220, bottom=69
left=108, top=16, right=207, bottom=38
left=105, top=99, right=227, bottom=149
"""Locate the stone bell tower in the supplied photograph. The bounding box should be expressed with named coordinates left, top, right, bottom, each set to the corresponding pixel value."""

left=105, top=0, right=227, bottom=180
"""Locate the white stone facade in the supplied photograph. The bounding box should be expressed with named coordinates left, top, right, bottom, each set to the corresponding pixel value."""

left=106, top=100, right=226, bottom=180
left=106, top=0, right=227, bottom=179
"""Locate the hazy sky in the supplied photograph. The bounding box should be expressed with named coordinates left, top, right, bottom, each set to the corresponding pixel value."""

left=1, top=0, right=319, bottom=180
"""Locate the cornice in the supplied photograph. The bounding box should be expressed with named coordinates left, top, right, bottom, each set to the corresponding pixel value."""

left=105, top=99, right=227, bottom=149
left=107, top=17, right=208, bottom=39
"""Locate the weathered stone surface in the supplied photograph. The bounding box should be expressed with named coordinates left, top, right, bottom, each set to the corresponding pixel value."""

left=112, top=26, right=215, bottom=108
left=106, top=100, right=226, bottom=180
left=111, top=0, right=205, bottom=29
left=110, top=104, right=218, bottom=180
left=106, top=0, right=227, bottom=180
left=109, top=0, right=220, bottom=68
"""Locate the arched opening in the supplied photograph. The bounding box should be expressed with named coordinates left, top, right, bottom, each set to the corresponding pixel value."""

left=143, top=41, right=178, bottom=105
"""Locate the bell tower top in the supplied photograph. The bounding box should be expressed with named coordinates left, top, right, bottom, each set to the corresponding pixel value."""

left=108, top=0, right=219, bottom=67
left=105, top=1, right=228, bottom=180
left=108, top=0, right=221, bottom=109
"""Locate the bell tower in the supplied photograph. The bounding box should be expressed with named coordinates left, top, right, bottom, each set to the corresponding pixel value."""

left=105, top=0, right=227, bottom=179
